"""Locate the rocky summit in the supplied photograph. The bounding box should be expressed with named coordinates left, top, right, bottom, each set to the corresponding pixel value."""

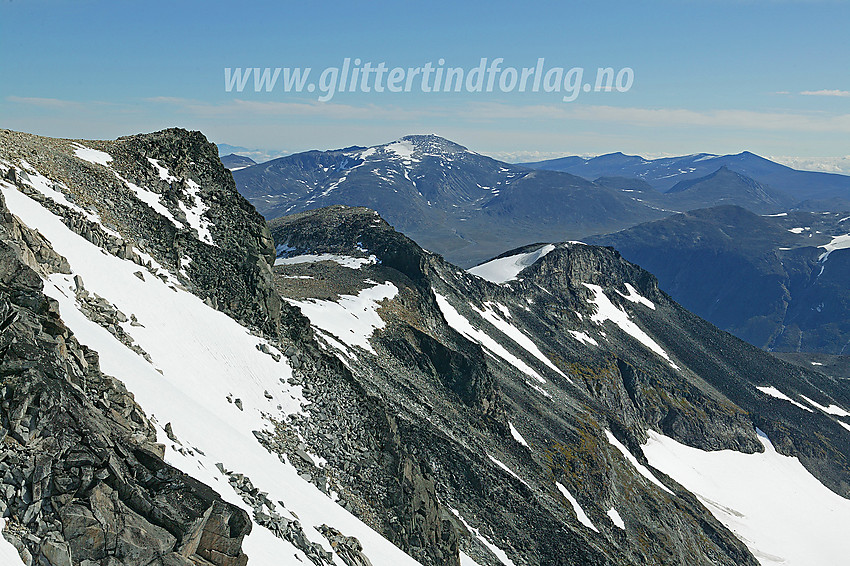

left=0, top=128, right=849, bottom=566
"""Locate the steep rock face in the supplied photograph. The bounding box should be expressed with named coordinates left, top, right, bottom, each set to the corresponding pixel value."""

left=0, top=130, right=458, bottom=566
left=0, top=189, right=251, bottom=566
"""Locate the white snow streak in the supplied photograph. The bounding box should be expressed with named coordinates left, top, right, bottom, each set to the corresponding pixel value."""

left=605, top=430, right=673, bottom=495
left=509, top=422, right=529, bottom=447
left=756, top=386, right=813, bottom=412
left=275, top=254, right=378, bottom=269
left=473, top=302, right=568, bottom=380
left=434, top=292, right=546, bottom=384
left=555, top=482, right=598, bottom=532
left=606, top=508, right=625, bottom=530
left=449, top=509, right=517, bottom=566
left=583, top=284, right=678, bottom=369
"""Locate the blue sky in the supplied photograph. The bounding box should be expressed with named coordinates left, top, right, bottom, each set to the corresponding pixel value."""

left=1, top=0, right=848, bottom=165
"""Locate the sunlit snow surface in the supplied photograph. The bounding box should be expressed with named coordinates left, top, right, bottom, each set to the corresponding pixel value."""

left=555, top=482, right=598, bottom=532
left=275, top=253, right=378, bottom=269
left=468, top=244, right=555, bottom=284
left=583, top=283, right=678, bottom=370
left=643, top=430, right=850, bottom=566
left=818, top=233, right=850, bottom=261
left=508, top=422, right=529, bottom=448
left=0, top=521, right=23, bottom=563
left=450, top=509, right=516, bottom=566
left=606, top=508, right=625, bottom=530
left=0, top=179, right=423, bottom=565
left=434, top=292, right=546, bottom=385
left=284, top=282, right=398, bottom=355
left=756, top=386, right=813, bottom=412
left=72, top=144, right=113, bottom=166
left=471, top=302, right=568, bottom=379
left=605, top=430, right=673, bottom=495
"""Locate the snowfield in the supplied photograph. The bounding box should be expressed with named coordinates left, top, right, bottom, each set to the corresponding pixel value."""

left=284, top=282, right=398, bottom=355
left=643, top=429, right=850, bottom=566
left=275, top=253, right=378, bottom=269
left=468, top=244, right=555, bottom=284
left=72, top=143, right=113, bottom=166
left=0, top=177, right=423, bottom=565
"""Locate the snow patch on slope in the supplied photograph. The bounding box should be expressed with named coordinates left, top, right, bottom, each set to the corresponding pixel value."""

left=616, top=283, right=655, bottom=310
left=798, top=395, right=850, bottom=417
left=643, top=429, right=850, bottom=566
left=568, top=330, right=598, bottom=347
left=605, top=430, right=673, bottom=495
left=434, top=292, right=546, bottom=385
left=583, top=284, right=678, bottom=369
left=113, top=170, right=185, bottom=230
left=509, top=422, right=529, bottom=447
left=606, top=508, right=625, bottom=530
left=818, top=233, right=850, bottom=261
left=275, top=254, right=378, bottom=269
left=555, top=483, right=598, bottom=532
left=449, top=509, right=517, bottom=566
left=472, top=302, right=568, bottom=380
left=0, top=181, right=424, bottom=566
left=468, top=244, right=555, bottom=284
left=0, top=521, right=24, bottom=564
left=16, top=160, right=117, bottom=235
left=179, top=178, right=216, bottom=246
left=488, top=455, right=529, bottom=487
left=384, top=140, right=417, bottom=165
left=756, top=386, right=813, bottom=412
left=284, top=282, right=398, bottom=355
left=72, top=143, right=113, bottom=166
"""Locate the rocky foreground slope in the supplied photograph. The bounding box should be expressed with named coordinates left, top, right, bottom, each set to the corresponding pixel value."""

left=0, top=128, right=849, bottom=566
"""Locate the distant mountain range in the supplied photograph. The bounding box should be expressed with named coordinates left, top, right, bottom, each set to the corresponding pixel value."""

left=587, top=205, right=850, bottom=354
left=233, top=135, right=669, bottom=266
left=521, top=150, right=850, bottom=203
left=233, top=135, right=850, bottom=267
left=220, top=153, right=257, bottom=171
left=216, top=143, right=288, bottom=164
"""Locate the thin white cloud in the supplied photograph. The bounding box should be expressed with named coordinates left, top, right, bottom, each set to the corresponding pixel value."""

left=146, top=96, right=445, bottom=121
left=6, top=96, right=81, bottom=108
left=768, top=155, right=850, bottom=175
left=461, top=102, right=850, bottom=133
left=800, top=89, right=850, bottom=97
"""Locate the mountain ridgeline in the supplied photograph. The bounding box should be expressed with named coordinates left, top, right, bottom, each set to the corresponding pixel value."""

left=0, top=128, right=849, bottom=566
left=232, top=135, right=671, bottom=267
left=233, top=135, right=850, bottom=269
